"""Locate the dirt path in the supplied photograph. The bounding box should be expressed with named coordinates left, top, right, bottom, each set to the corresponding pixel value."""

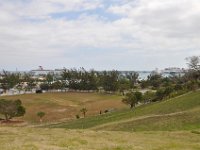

left=90, top=111, right=188, bottom=130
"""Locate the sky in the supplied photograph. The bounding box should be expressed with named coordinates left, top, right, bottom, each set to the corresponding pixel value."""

left=0, top=0, right=199, bottom=71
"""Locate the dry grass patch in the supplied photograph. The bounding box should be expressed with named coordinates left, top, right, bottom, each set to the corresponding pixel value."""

left=0, top=127, right=200, bottom=150
left=0, top=92, right=125, bottom=123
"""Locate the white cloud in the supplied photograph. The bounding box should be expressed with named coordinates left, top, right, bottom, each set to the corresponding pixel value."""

left=0, top=0, right=199, bottom=70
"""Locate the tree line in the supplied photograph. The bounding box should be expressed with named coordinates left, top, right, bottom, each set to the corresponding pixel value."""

left=1, top=56, right=199, bottom=94
left=0, top=69, right=140, bottom=94
left=0, top=56, right=199, bottom=121
left=122, top=56, right=200, bottom=109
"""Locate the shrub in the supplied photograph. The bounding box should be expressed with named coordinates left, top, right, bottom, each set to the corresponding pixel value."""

left=0, top=99, right=26, bottom=121
left=37, top=111, right=45, bottom=123
left=76, top=114, right=80, bottom=119
left=36, top=90, right=43, bottom=94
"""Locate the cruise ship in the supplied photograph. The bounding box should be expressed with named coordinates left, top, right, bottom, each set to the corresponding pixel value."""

left=162, top=67, right=185, bottom=73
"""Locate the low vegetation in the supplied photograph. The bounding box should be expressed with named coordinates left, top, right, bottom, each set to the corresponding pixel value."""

left=0, top=127, right=200, bottom=150
left=0, top=56, right=199, bottom=149
left=47, top=91, right=200, bottom=130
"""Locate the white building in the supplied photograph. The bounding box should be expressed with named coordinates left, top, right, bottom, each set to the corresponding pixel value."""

left=30, top=66, right=54, bottom=76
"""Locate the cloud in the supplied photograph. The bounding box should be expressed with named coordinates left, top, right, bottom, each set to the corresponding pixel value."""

left=108, top=0, right=200, bottom=48
left=0, top=0, right=199, bottom=70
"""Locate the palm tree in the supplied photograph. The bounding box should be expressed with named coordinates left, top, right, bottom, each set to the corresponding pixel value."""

left=80, top=108, right=87, bottom=118
left=37, top=112, right=45, bottom=123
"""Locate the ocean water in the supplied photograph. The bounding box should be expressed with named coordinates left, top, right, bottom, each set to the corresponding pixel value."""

left=119, top=70, right=184, bottom=80
left=138, top=72, right=184, bottom=80
left=138, top=72, right=151, bottom=80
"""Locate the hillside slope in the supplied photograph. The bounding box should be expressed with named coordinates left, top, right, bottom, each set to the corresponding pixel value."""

left=0, top=92, right=124, bottom=123
left=48, top=91, right=200, bottom=131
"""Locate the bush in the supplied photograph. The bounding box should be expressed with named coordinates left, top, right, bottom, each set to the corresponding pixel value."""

left=104, top=110, right=109, bottom=113
left=37, top=111, right=45, bottom=122
left=76, top=114, right=80, bottom=119
left=36, top=90, right=43, bottom=93
left=0, top=99, right=26, bottom=120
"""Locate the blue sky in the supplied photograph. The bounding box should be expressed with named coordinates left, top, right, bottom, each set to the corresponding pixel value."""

left=0, top=0, right=199, bottom=71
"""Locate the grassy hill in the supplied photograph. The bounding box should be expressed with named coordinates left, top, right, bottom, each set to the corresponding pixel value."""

left=47, top=91, right=200, bottom=131
left=0, top=92, right=125, bottom=123
left=1, top=91, right=200, bottom=150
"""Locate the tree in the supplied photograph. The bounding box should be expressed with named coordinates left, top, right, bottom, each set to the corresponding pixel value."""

left=147, top=74, right=162, bottom=89
left=155, top=88, right=165, bottom=101
left=100, top=70, right=119, bottom=92
left=186, top=80, right=198, bottom=91
left=118, top=77, right=130, bottom=95
left=140, top=80, right=149, bottom=89
left=126, top=72, right=139, bottom=89
left=16, top=83, right=24, bottom=94
left=186, top=56, right=200, bottom=71
left=0, top=71, right=21, bottom=93
left=40, top=83, right=50, bottom=91
left=37, top=112, right=45, bottom=123
left=0, top=99, right=26, bottom=121
left=164, top=86, right=174, bottom=98
left=143, top=91, right=156, bottom=103
left=185, top=56, right=200, bottom=81
left=23, top=73, right=36, bottom=92
left=46, top=73, right=54, bottom=84
left=52, top=81, right=64, bottom=90
left=122, top=91, right=142, bottom=109
left=80, top=108, right=87, bottom=118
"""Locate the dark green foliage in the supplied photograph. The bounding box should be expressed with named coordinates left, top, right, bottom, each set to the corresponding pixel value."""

left=140, top=80, right=148, bottom=89
left=174, top=84, right=184, bottom=91
left=37, top=112, right=45, bottom=118
left=164, top=86, right=174, bottom=97
left=0, top=71, right=20, bottom=92
left=143, top=91, right=156, bottom=103
left=36, top=90, right=43, bottom=93
left=0, top=56, right=199, bottom=98
left=46, top=73, right=54, bottom=85
left=100, top=70, right=119, bottom=92
left=23, top=73, right=36, bottom=91
left=155, top=86, right=174, bottom=101
left=185, top=80, right=199, bottom=91
left=104, top=110, right=109, bottom=113
left=51, top=81, right=64, bottom=90
left=0, top=99, right=26, bottom=120
left=148, top=74, right=162, bottom=89
left=155, top=89, right=165, bottom=101
left=61, top=68, right=98, bottom=91
left=122, top=91, right=143, bottom=108
left=37, top=111, right=45, bottom=122
left=40, top=83, right=50, bottom=91
left=126, top=72, right=139, bottom=89
left=76, top=114, right=80, bottom=119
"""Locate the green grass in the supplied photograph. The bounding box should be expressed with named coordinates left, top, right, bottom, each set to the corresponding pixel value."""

left=46, top=91, right=200, bottom=130
left=100, top=108, right=200, bottom=131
